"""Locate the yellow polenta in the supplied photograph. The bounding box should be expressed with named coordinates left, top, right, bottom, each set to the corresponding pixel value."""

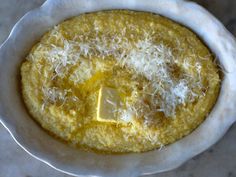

left=21, top=10, right=220, bottom=153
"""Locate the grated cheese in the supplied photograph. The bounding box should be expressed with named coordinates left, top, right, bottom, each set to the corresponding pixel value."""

left=41, top=87, right=79, bottom=110
left=38, top=26, right=203, bottom=123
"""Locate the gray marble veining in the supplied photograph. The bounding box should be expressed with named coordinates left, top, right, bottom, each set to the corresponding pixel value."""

left=0, top=0, right=235, bottom=177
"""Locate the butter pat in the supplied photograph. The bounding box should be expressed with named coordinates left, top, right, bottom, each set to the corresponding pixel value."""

left=97, top=86, right=121, bottom=122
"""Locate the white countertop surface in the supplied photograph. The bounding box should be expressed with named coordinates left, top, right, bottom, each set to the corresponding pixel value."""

left=0, top=0, right=236, bottom=177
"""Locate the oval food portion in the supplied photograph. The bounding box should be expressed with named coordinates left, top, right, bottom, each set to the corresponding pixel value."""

left=21, top=10, right=220, bottom=153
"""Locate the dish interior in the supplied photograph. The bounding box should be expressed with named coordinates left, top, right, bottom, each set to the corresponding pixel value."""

left=20, top=10, right=220, bottom=153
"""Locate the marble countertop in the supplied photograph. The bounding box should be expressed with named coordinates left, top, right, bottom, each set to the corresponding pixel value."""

left=0, top=0, right=235, bottom=177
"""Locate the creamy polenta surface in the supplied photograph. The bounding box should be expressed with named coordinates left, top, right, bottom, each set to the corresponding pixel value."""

left=21, top=10, right=220, bottom=153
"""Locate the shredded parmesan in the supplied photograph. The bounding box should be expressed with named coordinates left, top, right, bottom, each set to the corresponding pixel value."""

left=41, top=87, right=79, bottom=110
left=37, top=26, right=203, bottom=123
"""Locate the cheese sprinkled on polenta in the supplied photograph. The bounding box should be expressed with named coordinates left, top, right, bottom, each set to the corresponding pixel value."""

left=21, top=10, right=220, bottom=153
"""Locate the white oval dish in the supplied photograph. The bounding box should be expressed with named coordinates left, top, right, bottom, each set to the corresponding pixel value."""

left=0, top=0, right=236, bottom=176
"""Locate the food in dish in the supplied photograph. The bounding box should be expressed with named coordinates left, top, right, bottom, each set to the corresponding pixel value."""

left=21, top=10, right=220, bottom=153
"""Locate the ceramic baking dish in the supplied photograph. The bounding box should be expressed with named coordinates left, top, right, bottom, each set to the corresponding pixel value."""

left=0, top=0, right=236, bottom=176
